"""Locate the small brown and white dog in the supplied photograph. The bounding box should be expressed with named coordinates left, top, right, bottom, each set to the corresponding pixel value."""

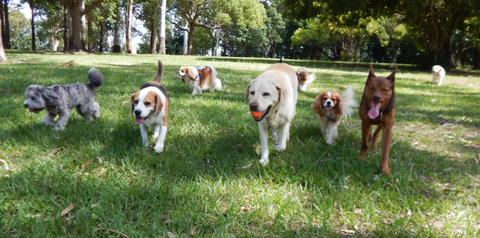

left=431, top=65, right=445, bottom=86
left=245, top=63, right=298, bottom=166
left=178, top=65, right=222, bottom=95
left=311, top=86, right=357, bottom=144
left=130, top=59, right=169, bottom=153
left=296, top=68, right=316, bottom=91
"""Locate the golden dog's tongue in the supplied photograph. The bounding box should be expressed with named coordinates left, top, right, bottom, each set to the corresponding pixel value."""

left=368, top=102, right=382, bottom=119
left=135, top=118, right=144, bottom=125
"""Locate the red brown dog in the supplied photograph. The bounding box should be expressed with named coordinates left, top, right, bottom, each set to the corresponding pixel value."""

left=359, top=65, right=396, bottom=175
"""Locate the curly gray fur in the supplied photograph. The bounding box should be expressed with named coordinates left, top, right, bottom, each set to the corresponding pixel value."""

left=23, top=67, right=104, bottom=130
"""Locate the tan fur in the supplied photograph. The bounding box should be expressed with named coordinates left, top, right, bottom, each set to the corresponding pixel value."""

left=245, top=63, right=298, bottom=166
left=198, top=66, right=213, bottom=88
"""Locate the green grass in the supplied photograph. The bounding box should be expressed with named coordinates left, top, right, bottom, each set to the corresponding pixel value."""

left=1, top=52, right=479, bottom=237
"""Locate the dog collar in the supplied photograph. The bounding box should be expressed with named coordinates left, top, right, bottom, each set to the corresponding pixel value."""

left=327, top=117, right=331, bottom=121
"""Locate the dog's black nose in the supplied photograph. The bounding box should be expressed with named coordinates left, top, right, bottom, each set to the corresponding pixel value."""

left=134, top=110, right=142, bottom=116
left=326, top=101, right=332, bottom=106
left=249, top=102, right=259, bottom=111
left=373, top=94, right=381, bottom=101
left=24, top=104, right=29, bottom=108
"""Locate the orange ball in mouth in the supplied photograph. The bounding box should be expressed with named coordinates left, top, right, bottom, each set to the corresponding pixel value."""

left=251, top=111, right=262, bottom=118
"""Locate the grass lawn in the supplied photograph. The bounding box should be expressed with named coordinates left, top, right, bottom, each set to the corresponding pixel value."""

left=1, top=52, right=479, bottom=237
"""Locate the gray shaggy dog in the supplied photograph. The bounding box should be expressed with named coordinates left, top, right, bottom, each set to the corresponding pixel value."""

left=23, top=68, right=104, bottom=130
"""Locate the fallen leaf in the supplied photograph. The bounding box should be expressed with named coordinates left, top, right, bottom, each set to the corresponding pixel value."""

left=213, top=127, right=223, bottom=134
left=167, top=231, right=177, bottom=238
left=61, top=203, right=75, bottom=217
left=240, top=163, right=252, bottom=169
left=240, top=205, right=250, bottom=211
left=0, top=159, right=10, bottom=170
left=61, top=60, right=75, bottom=68
left=49, top=147, right=65, bottom=157
left=191, top=226, right=198, bottom=235
left=81, top=161, right=94, bottom=169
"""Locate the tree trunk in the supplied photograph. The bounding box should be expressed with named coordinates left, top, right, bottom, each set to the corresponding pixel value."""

left=70, top=1, right=83, bottom=52
left=0, top=19, right=7, bottom=62
left=99, top=23, right=104, bottom=52
left=112, top=5, right=121, bottom=53
left=125, top=0, right=133, bottom=54
left=214, top=27, right=220, bottom=56
left=87, top=14, right=93, bottom=53
left=186, top=23, right=194, bottom=55
left=1, top=0, right=11, bottom=49
left=473, top=48, right=480, bottom=70
left=271, top=42, right=276, bottom=58
left=150, top=22, right=157, bottom=54
left=67, top=0, right=104, bottom=52
left=63, top=0, right=69, bottom=52
left=183, top=22, right=188, bottom=55
left=30, top=4, right=36, bottom=51
left=159, top=0, right=166, bottom=54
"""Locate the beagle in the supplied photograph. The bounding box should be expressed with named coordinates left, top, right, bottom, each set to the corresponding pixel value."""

left=130, top=59, right=169, bottom=153
left=178, top=65, right=222, bottom=95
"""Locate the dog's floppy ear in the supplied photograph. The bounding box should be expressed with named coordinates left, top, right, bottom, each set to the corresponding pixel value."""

left=368, top=64, right=376, bottom=81
left=129, top=94, right=136, bottom=117
left=311, top=94, right=323, bottom=115
left=276, top=86, right=287, bottom=107
left=273, top=79, right=288, bottom=108
left=154, top=94, right=163, bottom=115
left=186, top=68, right=197, bottom=81
left=245, top=85, right=251, bottom=104
left=40, top=87, right=58, bottom=105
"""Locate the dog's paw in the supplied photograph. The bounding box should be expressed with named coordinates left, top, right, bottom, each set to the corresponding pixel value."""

left=41, top=119, right=54, bottom=126
left=379, top=167, right=390, bottom=176
left=143, top=142, right=150, bottom=148
left=53, top=125, right=65, bottom=131
left=154, top=145, right=164, bottom=153
left=271, top=134, right=279, bottom=143
left=326, top=139, right=334, bottom=145
left=274, top=143, right=285, bottom=152
left=358, top=152, right=367, bottom=159
left=259, top=157, right=269, bottom=166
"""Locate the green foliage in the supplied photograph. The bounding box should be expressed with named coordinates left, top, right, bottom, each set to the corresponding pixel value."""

left=8, top=10, right=31, bottom=50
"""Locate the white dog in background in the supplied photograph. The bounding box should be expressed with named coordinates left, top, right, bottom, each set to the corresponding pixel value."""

left=296, top=69, right=316, bottom=91
left=431, top=65, right=446, bottom=86
left=245, top=63, right=298, bottom=166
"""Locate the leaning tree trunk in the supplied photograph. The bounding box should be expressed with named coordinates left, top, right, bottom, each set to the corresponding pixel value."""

left=2, top=0, right=11, bottom=49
